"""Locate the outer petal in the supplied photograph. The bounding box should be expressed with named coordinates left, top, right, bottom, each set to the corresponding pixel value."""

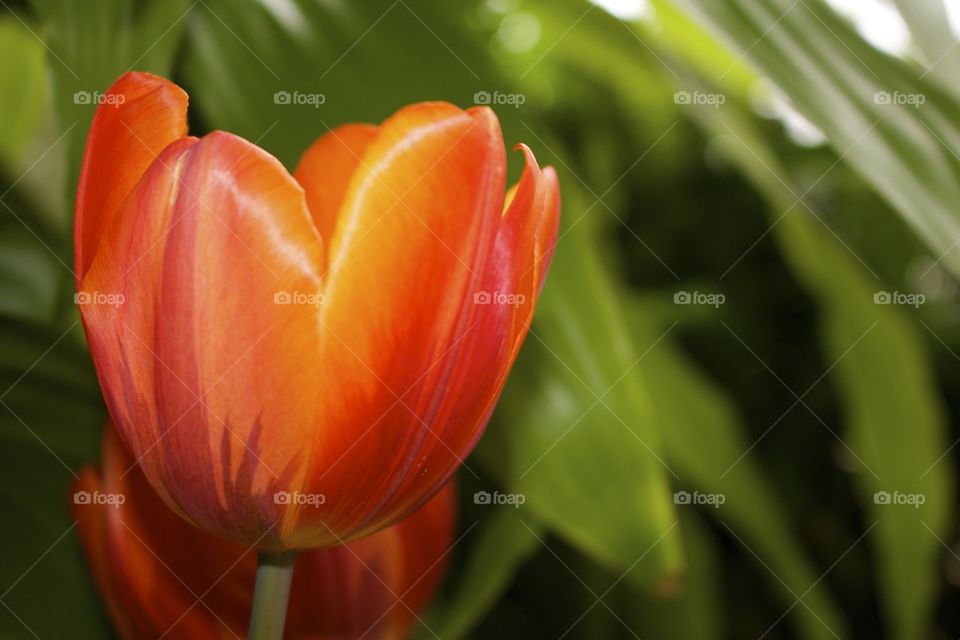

left=72, top=423, right=456, bottom=640
left=74, top=71, right=188, bottom=282
left=288, top=103, right=506, bottom=546
left=79, top=131, right=325, bottom=549
left=293, top=123, right=379, bottom=247
left=351, top=144, right=560, bottom=531
left=72, top=427, right=245, bottom=639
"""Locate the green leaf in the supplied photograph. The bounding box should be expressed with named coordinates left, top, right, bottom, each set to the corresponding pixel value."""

left=889, top=0, right=960, bottom=98
left=621, top=295, right=847, bottom=640
left=578, top=5, right=957, bottom=633
left=0, top=318, right=108, bottom=639
left=0, top=15, right=69, bottom=323
left=182, top=0, right=493, bottom=167
left=0, top=18, right=47, bottom=167
left=505, top=9, right=847, bottom=632
left=27, top=0, right=192, bottom=199
left=675, top=0, right=960, bottom=278
left=0, top=182, right=67, bottom=323
left=625, top=511, right=722, bottom=640
left=424, top=507, right=544, bottom=639
left=481, top=188, right=683, bottom=589
left=702, top=103, right=953, bottom=640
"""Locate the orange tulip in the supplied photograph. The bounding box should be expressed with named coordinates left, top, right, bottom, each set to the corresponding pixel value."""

left=74, top=72, right=559, bottom=550
left=72, top=423, right=457, bottom=639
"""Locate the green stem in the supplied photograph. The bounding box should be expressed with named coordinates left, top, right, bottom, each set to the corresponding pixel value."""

left=247, top=550, right=298, bottom=640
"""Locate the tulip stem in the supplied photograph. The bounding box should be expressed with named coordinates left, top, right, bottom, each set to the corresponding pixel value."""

left=248, top=550, right=298, bottom=640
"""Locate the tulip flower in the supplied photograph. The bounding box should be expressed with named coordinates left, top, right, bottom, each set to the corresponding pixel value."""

left=75, top=71, right=558, bottom=553
left=72, top=422, right=457, bottom=640
left=75, top=71, right=557, bottom=636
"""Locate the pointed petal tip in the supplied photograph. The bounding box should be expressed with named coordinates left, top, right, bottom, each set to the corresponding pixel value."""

left=466, top=103, right=501, bottom=129
left=74, top=72, right=190, bottom=283
left=104, top=70, right=190, bottom=110
left=513, top=142, right=544, bottom=170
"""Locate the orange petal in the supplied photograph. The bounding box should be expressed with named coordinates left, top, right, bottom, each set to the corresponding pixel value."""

left=286, top=103, right=505, bottom=546
left=71, top=467, right=140, bottom=640
left=358, top=144, right=560, bottom=524
left=294, top=123, right=379, bottom=247
left=74, top=71, right=188, bottom=282
left=72, top=427, right=248, bottom=639
left=79, top=131, right=325, bottom=549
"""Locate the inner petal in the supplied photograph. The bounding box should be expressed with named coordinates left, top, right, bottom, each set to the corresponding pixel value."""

left=293, top=123, right=379, bottom=266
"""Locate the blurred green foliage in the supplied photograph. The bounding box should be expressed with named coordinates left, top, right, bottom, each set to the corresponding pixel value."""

left=2, top=0, right=960, bottom=639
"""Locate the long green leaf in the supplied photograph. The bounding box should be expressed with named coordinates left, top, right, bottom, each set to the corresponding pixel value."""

left=424, top=508, right=545, bottom=639
left=624, top=511, right=722, bottom=640
left=0, top=319, right=107, bottom=638
left=28, top=0, right=192, bottom=200
left=699, top=102, right=954, bottom=640
left=622, top=295, right=847, bottom=640
left=676, top=0, right=960, bottom=278
left=0, top=18, right=46, bottom=167
left=483, top=207, right=684, bottom=588
left=889, top=0, right=960, bottom=98
left=0, top=16, right=70, bottom=323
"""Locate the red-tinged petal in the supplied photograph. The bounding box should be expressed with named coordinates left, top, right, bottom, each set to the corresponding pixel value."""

left=481, top=146, right=560, bottom=371
left=286, top=478, right=456, bottom=639
left=360, top=144, right=560, bottom=526
left=71, top=468, right=140, bottom=640
left=294, top=124, right=379, bottom=247
left=505, top=146, right=561, bottom=301
left=286, top=103, right=505, bottom=546
left=72, top=427, right=248, bottom=639
left=73, top=422, right=456, bottom=640
left=74, top=71, right=188, bottom=282
left=79, top=131, right=325, bottom=549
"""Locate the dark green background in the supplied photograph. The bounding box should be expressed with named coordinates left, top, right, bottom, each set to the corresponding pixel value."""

left=2, top=1, right=960, bottom=638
